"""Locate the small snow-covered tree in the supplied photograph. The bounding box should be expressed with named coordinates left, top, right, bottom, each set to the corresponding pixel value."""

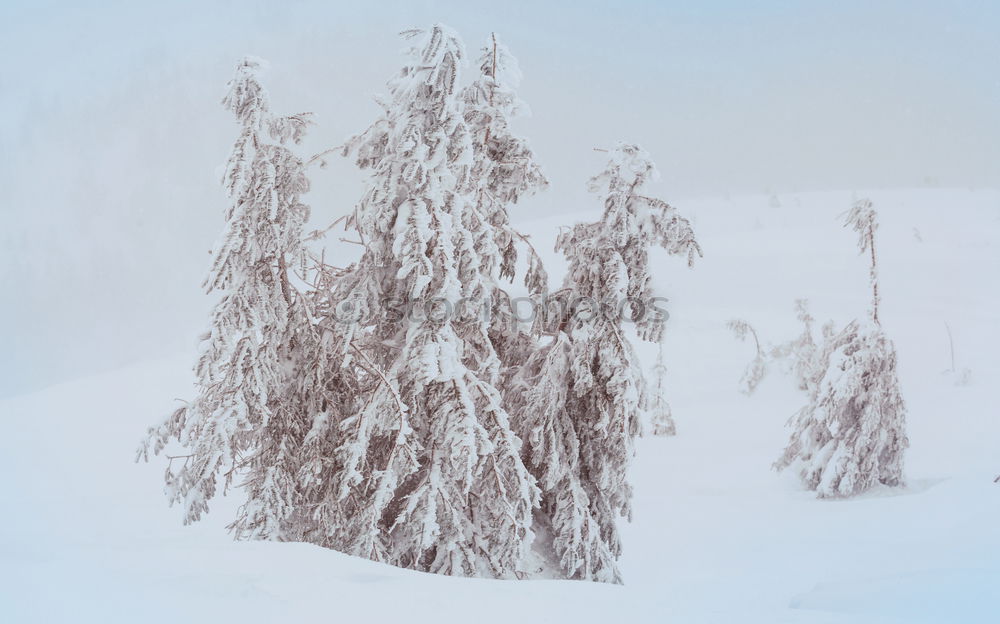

left=769, top=299, right=819, bottom=392
left=509, top=143, right=700, bottom=582
left=727, top=319, right=768, bottom=395
left=775, top=199, right=908, bottom=498
left=138, top=57, right=314, bottom=535
left=649, top=339, right=676, bottom=436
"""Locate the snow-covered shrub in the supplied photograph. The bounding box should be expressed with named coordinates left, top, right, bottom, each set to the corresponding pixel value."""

left=775, top=319, right=908, bottom=497
left=776, top=199, right=908, bottom=498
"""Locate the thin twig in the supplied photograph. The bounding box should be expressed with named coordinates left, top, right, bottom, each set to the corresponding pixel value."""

left=483, top=32, right=498, bottom=149
left=350, top=343, right=408, bottom=417
left=304, top=215, right=348, bottom=242
left=306, top=146, right=342, bottom=168
left=869, top=211, right=880, bottom=325
left=945, top=321, right=956, bottom=373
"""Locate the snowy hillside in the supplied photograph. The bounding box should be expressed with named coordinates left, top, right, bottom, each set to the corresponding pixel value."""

left=1, top=188, right=998, bottom=623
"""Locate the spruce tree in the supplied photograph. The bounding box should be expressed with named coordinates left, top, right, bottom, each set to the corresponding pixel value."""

left=138, top=57, right=314, bottom=535
left=775, top=199, right=908, bottom=498
left=327, top=24, right=540, bottom=577
left=509, top=143, right=700, bottom=582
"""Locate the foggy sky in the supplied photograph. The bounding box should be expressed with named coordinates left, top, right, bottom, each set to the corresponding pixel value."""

left=2, top=0, right=998, bottom=396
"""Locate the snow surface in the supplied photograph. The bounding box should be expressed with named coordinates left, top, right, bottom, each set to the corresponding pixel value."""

left=2, top=188, right=998, bottom=623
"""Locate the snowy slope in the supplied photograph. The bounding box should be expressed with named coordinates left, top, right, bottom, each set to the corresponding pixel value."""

left=1, top=189, right=998, bottom=623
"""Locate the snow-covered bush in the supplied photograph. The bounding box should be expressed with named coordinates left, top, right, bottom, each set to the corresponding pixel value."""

left=775, top=199, right=908, bottom=498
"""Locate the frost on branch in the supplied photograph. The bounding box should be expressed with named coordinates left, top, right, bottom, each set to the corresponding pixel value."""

left=509, top=143, right=700, bottom=582
left=775, top=199, right=908, bottom=498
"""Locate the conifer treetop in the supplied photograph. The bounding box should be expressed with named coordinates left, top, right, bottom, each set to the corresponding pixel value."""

left=844, top=197, right=880, bottom=324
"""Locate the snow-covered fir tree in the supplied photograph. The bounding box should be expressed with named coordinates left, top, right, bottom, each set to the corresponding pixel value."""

left=775, top=199, right=908, bottom=498
left=649, top=339, right=676, bottom=436
left=317, top=24, right=541, bottom=578
left=137, top=57, right=314, bottom=536
left=508, top=143, right=700, bottom=582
